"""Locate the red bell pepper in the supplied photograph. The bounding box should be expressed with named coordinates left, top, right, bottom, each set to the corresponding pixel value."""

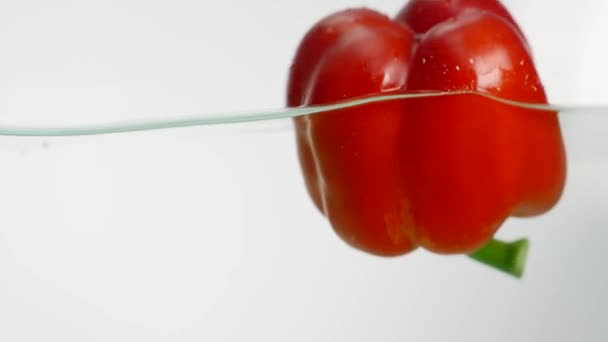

left=287, top=0, right=566, bottom=276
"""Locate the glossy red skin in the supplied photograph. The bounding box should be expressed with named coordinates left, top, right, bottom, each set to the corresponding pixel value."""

left=288, top=1, right=566, bottom=255
left=288, top=9, right=417, bottom=255
left=396, top=0, right=521, bottom=37
left=402, top=9, right=566, bottom=252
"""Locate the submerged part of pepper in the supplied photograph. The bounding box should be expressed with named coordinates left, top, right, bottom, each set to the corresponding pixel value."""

left=469, top=238, right=529, bottom=278
left=0, top=90, right=604, bottom=137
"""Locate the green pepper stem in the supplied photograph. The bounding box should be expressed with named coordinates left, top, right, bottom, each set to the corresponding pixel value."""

left=467, top=238, right=529, bottom=278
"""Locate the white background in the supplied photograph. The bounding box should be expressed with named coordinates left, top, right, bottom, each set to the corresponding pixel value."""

left=0, top=1, right=607, bottom=341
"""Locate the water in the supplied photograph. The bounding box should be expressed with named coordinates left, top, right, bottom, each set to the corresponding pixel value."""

left=0, top=95, right=606, bottom=341
left=1, top=0, right=607, bottom=339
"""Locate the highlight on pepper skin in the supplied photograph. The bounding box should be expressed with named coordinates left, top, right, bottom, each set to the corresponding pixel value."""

left=286, top=0, right=566, bottom=275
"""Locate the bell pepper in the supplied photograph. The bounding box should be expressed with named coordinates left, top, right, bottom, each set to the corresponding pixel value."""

left=287, top=0, right=566, bottom=276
